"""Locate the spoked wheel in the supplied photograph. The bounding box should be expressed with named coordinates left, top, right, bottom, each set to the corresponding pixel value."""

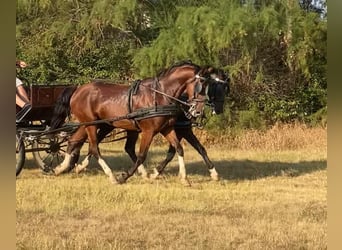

left=16, top=132, right=25, bottom=176
left=32, top=134, right=68, bottom=173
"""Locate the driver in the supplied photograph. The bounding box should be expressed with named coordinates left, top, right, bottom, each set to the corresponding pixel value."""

left=16, top=60, right=31, bottom=123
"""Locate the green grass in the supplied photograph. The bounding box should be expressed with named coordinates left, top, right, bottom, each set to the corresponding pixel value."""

left=16, top=140, right=327, bottom=250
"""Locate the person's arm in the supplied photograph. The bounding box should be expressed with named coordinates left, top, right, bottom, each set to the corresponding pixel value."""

left=16, top=85, right=30, bottom=104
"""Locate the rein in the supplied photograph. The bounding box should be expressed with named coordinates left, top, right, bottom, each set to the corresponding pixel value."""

left=142, top=85, right=191, bottom=107
left=139, top=73, right=209, bottom=106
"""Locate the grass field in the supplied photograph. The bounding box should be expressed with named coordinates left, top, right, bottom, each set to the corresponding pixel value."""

left=16, top=125, right=327, bottom=249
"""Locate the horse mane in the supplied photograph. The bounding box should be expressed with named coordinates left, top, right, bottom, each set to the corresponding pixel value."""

left=157, top=60, right=200, bottom=78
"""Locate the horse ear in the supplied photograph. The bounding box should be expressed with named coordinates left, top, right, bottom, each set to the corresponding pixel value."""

left=207, top=67, right=215, bottom=73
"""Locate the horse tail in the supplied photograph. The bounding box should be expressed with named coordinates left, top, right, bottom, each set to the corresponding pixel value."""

left=50, top=86, right=77, bottom=129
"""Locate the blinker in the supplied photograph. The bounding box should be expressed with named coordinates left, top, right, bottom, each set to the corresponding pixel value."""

left=194, top=82, right=202, bottom=94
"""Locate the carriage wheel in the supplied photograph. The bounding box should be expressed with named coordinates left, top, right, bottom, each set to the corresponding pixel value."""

left=32, top=134, right=68, bottom=173
left=16, top=132, right=25, bottom=176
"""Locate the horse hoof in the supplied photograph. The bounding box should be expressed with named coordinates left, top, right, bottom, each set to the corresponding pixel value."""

left=209, top=169, right=220, bottom=181
left=75, top=167, right=81, bottom=174
left=115, top=172, right=128, bottom=184
left=75, top=165, right=86, bottom=174
left=211, top=175, right=220, bottom=181
left=150, top=168, right=160, bottom=179
left=141, top=173, right=150, bottom=181
left=181, top=178, right=191, bottom=187
left=150, top=173, right=158, bottom=179
left=54, top=167, right=62, bottom=176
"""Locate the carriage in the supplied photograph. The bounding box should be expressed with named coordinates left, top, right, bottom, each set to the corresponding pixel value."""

left=15, top=84, right=134, bottom=176
left=16, top=84, right=76, bottom=176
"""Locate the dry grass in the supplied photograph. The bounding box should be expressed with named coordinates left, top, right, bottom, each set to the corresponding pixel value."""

left=16, top=124, right=327, bottom=249
left=192, top=123, right=327, bottom=151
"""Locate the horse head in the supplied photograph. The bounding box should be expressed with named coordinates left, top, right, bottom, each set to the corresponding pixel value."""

left=185, top=66, right=229, bottom=118
left=156, top=61, right=204, bottom=118
left=206, top=68, right=230, bottom=114
left=154, top=61, right=229, bottom=119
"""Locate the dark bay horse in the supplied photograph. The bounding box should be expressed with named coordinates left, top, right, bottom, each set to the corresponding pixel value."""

left=141, top=68, right=230, bottom=180
left=73, top=68, right=229, bottom=182
left=50, top=61, right=216, bottom=184
left=122, top=68, right=230, bottom=181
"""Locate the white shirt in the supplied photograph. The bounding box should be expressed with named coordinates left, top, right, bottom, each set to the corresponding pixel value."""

left=16, top=77, right=23, bottom=87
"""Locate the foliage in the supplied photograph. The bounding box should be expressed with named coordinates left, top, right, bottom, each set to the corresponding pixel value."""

left=16, top=0, right=327, bottom=127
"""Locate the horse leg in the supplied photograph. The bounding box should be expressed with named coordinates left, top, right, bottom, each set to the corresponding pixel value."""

left=75, top=123, right=113, bottom=174
left=150, top=144, right=176, bottom=179
left=85, top=125, right=117, bottom=184
left=116, top=131, right=154, bottom=184
left=161, top=128, right=190, bottom=186
left=97, top=123, right=114, bottom=143
left=55, top=127, right=87, bottom=175
left=150, top=131, right=184, bottom=179
left=125, top=131, right=149, bottom=179
left=183, top=128, right=219, bottom=181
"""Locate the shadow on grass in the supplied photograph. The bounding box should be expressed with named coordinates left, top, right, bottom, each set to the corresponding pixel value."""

left=21, top=151, right=326, bottom=181
left=174, top=159, right=326, bottom=180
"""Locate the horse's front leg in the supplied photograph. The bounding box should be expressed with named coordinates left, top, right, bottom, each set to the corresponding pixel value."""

left=116, top=131, right=154, bottom=184
left=125, top=131, right=149, bottom=180
left=161, top=128, right=190, bottom=186
left=151, top=128, right=190, bottom=178
left=183, top=128, right=219, bottom=181
left=150, top=144, right=177, bottom=179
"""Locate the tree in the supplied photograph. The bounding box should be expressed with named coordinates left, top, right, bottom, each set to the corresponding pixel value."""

left=16, top=0, right=327, bottom=125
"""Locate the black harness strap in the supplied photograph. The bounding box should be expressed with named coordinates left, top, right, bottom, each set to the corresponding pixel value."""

left=127, top=79, right=142, bottom=131
left=134, top=104, right=181, bottom=121
left=128, top=79, right=141, bottom=113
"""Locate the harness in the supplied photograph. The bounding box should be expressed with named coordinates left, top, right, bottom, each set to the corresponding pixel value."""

left=124, top=70, right=227, bottom=130
left=126, top=78, right=184, bottom=131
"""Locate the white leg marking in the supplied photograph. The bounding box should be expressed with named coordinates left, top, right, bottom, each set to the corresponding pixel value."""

left=178, top=155, right=191, bottom=186
left=209, top=168, right=220, bottom=181
left=150, top=168, right=160, bottom=179
left=178, top=155, right=186, bottom=179
left=55, top=153, right=72, bottom=175
left=75, top=156, right=90, bottom=174
left=98, top=157, right=117, bottom=184
left=137, top=164, right=149, bottom=179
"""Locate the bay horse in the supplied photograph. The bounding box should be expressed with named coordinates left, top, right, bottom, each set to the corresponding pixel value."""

left=139, top=68, right=230, bottom=180
left=72, top=68, right=229, bottom=182
left=50, top=61, right=216, bottom=185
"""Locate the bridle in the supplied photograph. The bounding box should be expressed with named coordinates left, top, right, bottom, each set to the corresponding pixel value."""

left=192, top=71, right=230, bottom=128
left=138, top=67, right=229, bottom=121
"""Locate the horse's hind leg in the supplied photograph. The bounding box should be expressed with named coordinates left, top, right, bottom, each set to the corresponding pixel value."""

left=125, top=131, right=149, bottom=180
left=55, top=127, right=87, bottom=175
left=161, top=128, right=190, bottom=186
left=85, top=125, right=117, bottom=184
left=183, top=128, right=219, bottom=181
